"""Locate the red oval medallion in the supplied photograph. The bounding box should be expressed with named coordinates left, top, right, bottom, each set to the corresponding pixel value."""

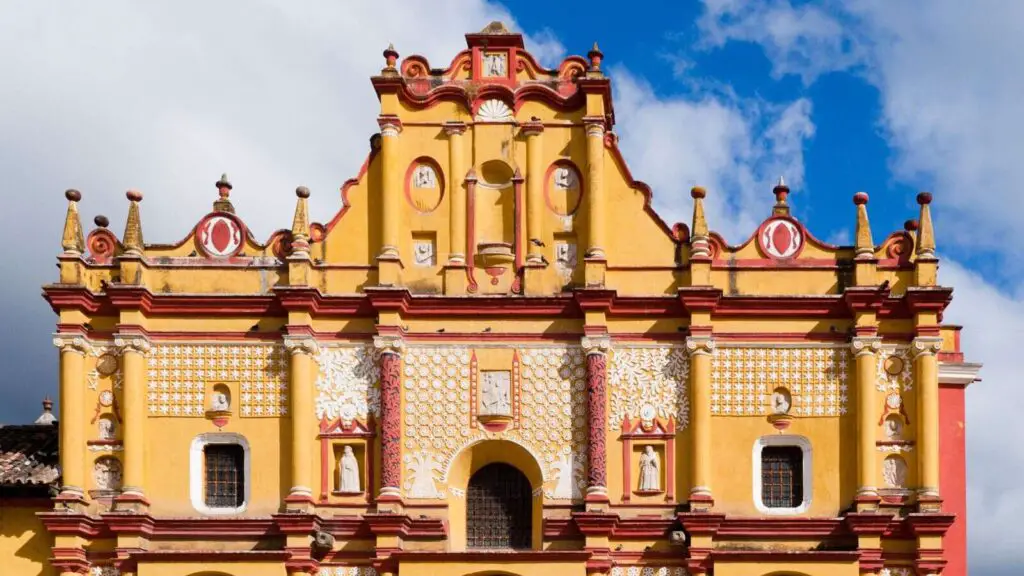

left=211, top=219, right=232, bottom=253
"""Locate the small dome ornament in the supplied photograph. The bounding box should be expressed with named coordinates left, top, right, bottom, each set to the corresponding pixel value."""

left=772, top=176, right=790, bottom=216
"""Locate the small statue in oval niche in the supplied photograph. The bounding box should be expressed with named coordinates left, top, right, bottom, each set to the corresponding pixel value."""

left=638, top=446, right=660, bottom=492
left=98, top=416, right=116, bottom=440
left=211, top=390, right=230, bottom=412
left=413, top=165, right=436, bottom=189
left=884, top=415, right=903, bottom=440
left=771, top=388, right=792, bottom=415
left=339, top=446, right=361, bottom=493
left=554, top=166, right=578, bottom=190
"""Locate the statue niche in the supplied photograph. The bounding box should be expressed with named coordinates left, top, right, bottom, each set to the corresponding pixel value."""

left=471, top=160, right=518, bottom=293
left=337, top=445, right=362, bottom=494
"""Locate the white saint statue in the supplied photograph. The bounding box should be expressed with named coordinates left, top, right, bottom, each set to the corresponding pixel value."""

left=413, top=165, right=436, bottom=188
left=638, top=446, right=660, bottom=492
left=98, top=417, right=115, bottom=440
left=554, top=166, right=577, bottom=190
left=211, top=391, right=230, bottom=411
left=339, top=446, right=361, bottom=493
left=772, top=389, right=791, bottom=415
left=884, top=416, right=903, bottom=440
left=883, top=456, right=907, bottom=488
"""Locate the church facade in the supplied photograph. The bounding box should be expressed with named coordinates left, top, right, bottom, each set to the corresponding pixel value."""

left=2, top=22, right=981, bottom=576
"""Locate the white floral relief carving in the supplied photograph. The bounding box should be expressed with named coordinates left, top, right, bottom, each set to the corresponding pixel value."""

left=877, top=346, right=913, bottom=392
left=90, top=566, right=119, bottom=576
left=879, top=568, right=914, bottom=576
left=608, top=347, right=690, bottom=430
left=610, top=568, right=688, bottom=576
left=401, top=346, right=587, bottom=501
left=147, top=344, right=287, bottom=417
left=321, top=568, right=378, bottom=576
left=711, top=347, right=849, bottom=416
left=314, top=345, right=380, bottom=423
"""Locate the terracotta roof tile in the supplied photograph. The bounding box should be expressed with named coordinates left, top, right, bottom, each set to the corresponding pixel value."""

left=0, top=424, right=60, bottom=487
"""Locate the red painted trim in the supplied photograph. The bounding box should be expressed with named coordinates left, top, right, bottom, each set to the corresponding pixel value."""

left=465, top=174, right=479, bottom=292
left=940, top=382, right=967, bottom=576
left=512, top=172, right=525, bottom=294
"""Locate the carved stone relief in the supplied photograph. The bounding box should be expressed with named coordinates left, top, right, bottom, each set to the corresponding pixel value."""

left=479, top=370, right=512, bottom=416
left=147, top=344, right=287, bottom=417
left=608, top=347, right=690, bottom=431
left=319, top=568, right=378, bottom=576
left=413, top=240, right=436, bottom=267
left=93, top=457, right=122, bottom=491
left=475, top=99, right=513, bottom=122
left=314, top=345, right=380, bottom=424
left=883, top=455, right=908, bottom=488
left=97, top=416, right=116, bottom=440
left=610, top=568, right=687, bottom=576
left=638, top=446, right=660, bottom=492
left=412, top=165, right=437, bottom=189
left=400, top=346, right=587, bottom=501
left=554, top=242, right=577, bottom=283
left=483, top=52, right=507, bottom=77
left=711, top=346, right=849, bottom=416
left=339, top=445, right=361, bottom=493
left=771, top=387, right=792, bottom=415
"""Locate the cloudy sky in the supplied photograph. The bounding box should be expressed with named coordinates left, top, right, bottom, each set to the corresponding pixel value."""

left=1, top=0, right=1021, bottom=571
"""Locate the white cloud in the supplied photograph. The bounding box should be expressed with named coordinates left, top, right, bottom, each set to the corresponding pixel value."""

left=612, top=68, right=815, bottom=242
left=696, top=0, right=1024, bottom=569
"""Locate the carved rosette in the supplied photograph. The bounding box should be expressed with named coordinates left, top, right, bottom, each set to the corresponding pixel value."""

left=53, top=335, right=90, bottom=356
left=583, top=336, right=610, bottom=498
left=375, top=336, right=403, bottom=499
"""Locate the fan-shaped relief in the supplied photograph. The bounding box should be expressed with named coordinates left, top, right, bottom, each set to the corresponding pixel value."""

left=608, top=347, right=690, bottom=431
left=405, top=158, right=445, bottom=213
left=475, top=98, right=514, bottom=122
left=400, top=346, right=587, bottom=501
left=314, top=345, right=380, bottom=424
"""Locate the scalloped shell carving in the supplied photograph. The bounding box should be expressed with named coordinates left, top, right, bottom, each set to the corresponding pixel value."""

left=475, top=99, right=513, bottom=123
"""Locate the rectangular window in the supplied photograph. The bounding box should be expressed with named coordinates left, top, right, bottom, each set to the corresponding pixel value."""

left=761, top=445, right=803, bottom=508
left=204, top=444, right=244, bottom=508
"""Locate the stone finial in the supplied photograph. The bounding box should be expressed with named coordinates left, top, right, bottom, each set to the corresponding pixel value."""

left=94, top=215, right=109, bottom=228
left=290, top=186, right=311, bottom=258
left=772, top=176, right=790, bottom=216
left=383, top=43, right=399, bottom=74
left=690, top=186, right=711, bottom=258
left=479, top=21, right=511, bottom=35
left=214, top=173, right=234, bottom=213
left=588, top=42, right=604, bottom=71
left=123, top=189, right=144, bottom=256
left=915, top=192, right=935, bottom=259
left=35, top=396, right=56, bottom=425
left=853, top=192, right=874, bottom=258
left=61, top=189, right=85, bottom=256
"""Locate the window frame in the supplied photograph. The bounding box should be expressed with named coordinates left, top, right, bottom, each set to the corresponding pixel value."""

left=752, top=434, right=812, bottom=515
left=190, top=432, right=250, bottom=515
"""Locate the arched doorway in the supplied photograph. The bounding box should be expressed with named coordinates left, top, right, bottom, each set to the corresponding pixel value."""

left=467, top=463, right=532, bottom=549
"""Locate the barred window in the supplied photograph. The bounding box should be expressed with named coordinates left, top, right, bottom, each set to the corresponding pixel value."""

left=761, top=445, right=803, bottom=508
left=467, top=463, right=532, bottom=550
left=204, top=444, right=244, bottom=508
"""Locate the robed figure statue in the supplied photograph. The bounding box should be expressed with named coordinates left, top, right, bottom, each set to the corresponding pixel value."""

left=638, top=446, right=660, bottom=491
left=339, top=446, right=361, bottom=493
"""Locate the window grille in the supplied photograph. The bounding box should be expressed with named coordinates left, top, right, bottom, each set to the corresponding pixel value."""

left=204, top=444, right=244, bottom=508
left=467, top=463, right=532, bottom=549
left=761, top=445, right=803, bottom=508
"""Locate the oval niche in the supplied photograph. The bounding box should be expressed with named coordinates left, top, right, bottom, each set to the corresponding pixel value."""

left=544, top=161, right=583, bottom=216
left=405, top=158, right=445, bottom=213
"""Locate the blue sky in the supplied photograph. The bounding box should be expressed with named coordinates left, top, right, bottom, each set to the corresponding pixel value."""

left=1, top=0, right=1021, bottom=572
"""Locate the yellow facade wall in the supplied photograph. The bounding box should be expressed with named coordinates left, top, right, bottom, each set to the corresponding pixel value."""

left=0, top=504, right=54, bottom=576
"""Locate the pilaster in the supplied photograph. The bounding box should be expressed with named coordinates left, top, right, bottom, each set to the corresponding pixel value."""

left=912, top=336, right=943, bottom=511
left=53, top=334, right=90, bottom=507
left=852, top=336, right=882, bottom=510
left=113, top=333, right=150, bottom=511
left=582, top=335, right=611, bottom=505
left=685, top=336, right=715, bottom=511
left=284, top=334, right=321, bottom=510
left=445, top=121, right=468, bottom=267
left=377, top=116, right=403, bottom=286
left=374, top=334, right=404, bottom=505
left=583, top=117, right=606, bottom=287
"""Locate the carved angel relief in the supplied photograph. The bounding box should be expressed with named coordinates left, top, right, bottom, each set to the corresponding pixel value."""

left=479, top=370, right=512, bottom=416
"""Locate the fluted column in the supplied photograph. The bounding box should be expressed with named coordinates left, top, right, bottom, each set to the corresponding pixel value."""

left=522, top=121, right=544, bottom=264
left=445, top=122, right=467, bottom=265
left=375, top=335, right=403, bottom=501
left=686, top=336, right=715, bottom=509
left=582, top=335, right=610, bottom=502
left=913, top=337, right=943, bottom=505
left=285, top=336, right=320, bottom=503
left=378, top=117, right=402, bottom=261
left=852, top=336, right=882, bottom=508
left=53, top=335, right=88, bottom=501
left=115, top=334, right=150, bottom=501
left=584, top=118, right=606, bottom=259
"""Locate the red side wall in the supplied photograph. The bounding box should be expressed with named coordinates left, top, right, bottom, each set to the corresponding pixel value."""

left=940, top=384, right=967, bottom=576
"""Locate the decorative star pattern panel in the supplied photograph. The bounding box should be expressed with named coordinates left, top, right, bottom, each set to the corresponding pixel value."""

left=608, top=346, right=690, bottom=430
left=314, top=345, right=380, bottom=423
left=147, top=344, right=287, bottom=417
left=710, top=346, right=850, bottom=416
left=401, top=346, right=588, bottom=501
